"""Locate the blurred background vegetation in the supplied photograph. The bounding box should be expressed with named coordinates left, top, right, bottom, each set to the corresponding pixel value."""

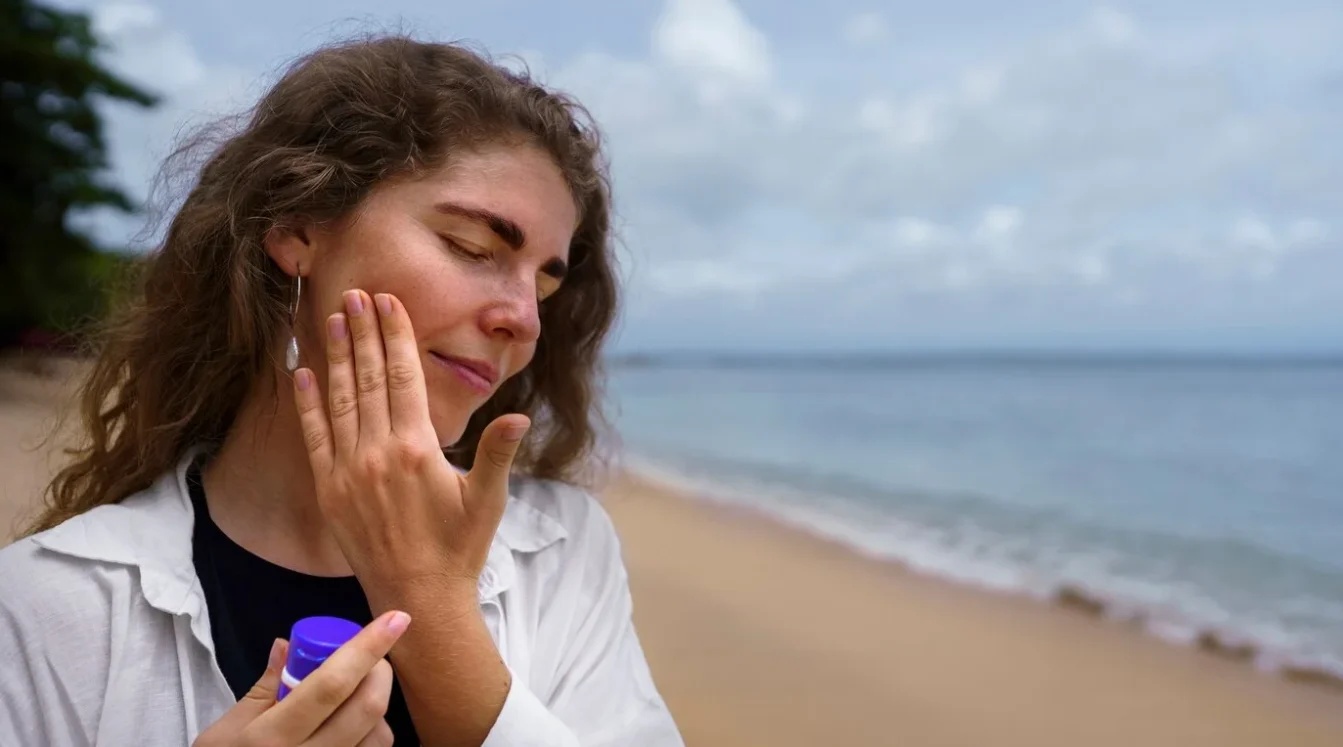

left=1, top=0, right=156, bottom=352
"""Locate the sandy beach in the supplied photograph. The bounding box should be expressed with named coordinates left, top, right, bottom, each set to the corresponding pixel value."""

left=0, top=357, right=80, bottom=541
left=4, top=360, right=1343, bottom=746
left=604, top=472, right=1343, bottom=746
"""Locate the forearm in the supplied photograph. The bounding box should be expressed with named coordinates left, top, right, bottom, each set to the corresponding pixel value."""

left=366, top=578, right=510, bottom=747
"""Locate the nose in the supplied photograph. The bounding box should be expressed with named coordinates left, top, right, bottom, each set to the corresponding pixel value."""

left=480, top=277, right=541, bottom=344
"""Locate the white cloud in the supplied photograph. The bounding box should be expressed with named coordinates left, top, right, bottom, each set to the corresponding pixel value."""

left=90, top=1, right=155, bottom=35
left=842, top=11, right=887, bottom=46
left=648, top=258, right=771, bottom=297
left=856, top=96, right=892, bottom=130
left=977, top=206, right=1023, bottom=239
left=856, top=94, right=940, bottom=147
left=1073, top=254, right=1110, bottom=284
left=1228, top=215, right=1330, bottom=257
left=959, top=65, right=1004, bottom=105
left=1287, top=218, right=1328, bottom=245
left=91, top=0, right=206, bottom=91
left=941, top=261, right=977, bottom=291
left=652, top=0, right=771, bottom=88
left=78, top=0, right=257, bottom=246
left=892, top=217, right=946, bottom=248
left=557, top=1, right=1342, bottom=326
left=1229, top=216, right=1277, bottom=252
left=1089, top=6, right=1139, bottom=46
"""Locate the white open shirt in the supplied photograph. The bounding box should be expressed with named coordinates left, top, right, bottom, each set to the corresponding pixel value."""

left=0, top=447, right=684, bottom=746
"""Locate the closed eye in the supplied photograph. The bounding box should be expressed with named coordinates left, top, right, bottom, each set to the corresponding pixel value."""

left=441, top=232, right=564, bottom=301
left=440, top=235, right=490, bottom=262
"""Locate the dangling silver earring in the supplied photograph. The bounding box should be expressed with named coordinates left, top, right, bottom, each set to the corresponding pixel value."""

left=285, top=269, right=302, bottom=372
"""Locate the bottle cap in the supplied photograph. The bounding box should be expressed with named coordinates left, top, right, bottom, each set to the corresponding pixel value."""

left=285, top=616, right=362, bottom=681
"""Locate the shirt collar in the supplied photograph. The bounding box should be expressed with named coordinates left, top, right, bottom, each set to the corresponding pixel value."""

left=31, top=445, right=568, bottom=611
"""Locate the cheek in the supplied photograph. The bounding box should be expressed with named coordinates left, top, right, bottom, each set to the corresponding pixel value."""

left=400, top=276, right=480, bottom=331
left=327, top=211, right=453, bottom=292
left=506, top=343, right=537, bottom=379
left=356, top=240, right=477, bottom=326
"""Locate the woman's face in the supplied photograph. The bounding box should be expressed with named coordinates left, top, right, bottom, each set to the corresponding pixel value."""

left=280, top=143, right=578, bottom=447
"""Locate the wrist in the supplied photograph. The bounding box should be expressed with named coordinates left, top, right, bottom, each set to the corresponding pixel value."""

left=361, top=568, right=480, bottom=619
left=384, top=590, right=512, bottom=746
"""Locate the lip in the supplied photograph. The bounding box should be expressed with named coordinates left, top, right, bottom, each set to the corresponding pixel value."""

left=428, top=352, right=500, bottom=394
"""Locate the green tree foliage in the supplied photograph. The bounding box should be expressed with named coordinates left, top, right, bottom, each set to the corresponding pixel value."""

left=0, top=0, right=156, bottom=349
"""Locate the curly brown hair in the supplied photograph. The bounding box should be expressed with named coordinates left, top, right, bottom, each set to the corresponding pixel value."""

left=23, top=35, right=619, bottom=536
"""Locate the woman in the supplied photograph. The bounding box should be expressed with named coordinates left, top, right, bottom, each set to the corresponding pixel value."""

left=0, top=36, right=683, bottom=746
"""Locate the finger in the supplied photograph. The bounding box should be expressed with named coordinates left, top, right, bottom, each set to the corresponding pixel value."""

left=293, top=368, right=334, bottom=477
left=326, top=311, right=359, bottom=455
left=205, top=639, right=286, bottom=741
left=467, top=414, right=530, bottom=519
left=301, top=660, right=393, bottom=747
left=375, top=293, right=433, bottom=441
left=345, top=289, right=390, bottom=442
left=250, top=610, right=410, bottom=743
left=354, top=719, right=395, bottom=747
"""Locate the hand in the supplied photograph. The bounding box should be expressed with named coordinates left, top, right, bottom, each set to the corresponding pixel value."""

left=192, top=609, right=410, bottom=747
left=292, top=289, right=529, bottom=601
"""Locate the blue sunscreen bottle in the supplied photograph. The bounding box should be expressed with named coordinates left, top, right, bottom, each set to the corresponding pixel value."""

left=277, top=616, right=362, bottom=701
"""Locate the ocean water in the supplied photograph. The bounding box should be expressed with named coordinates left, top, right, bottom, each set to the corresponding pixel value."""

left=605, top=358, right=1343, bottom=679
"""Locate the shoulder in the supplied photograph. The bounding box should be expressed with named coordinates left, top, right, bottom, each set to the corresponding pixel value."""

left=0, top=534, right=124, bottom=734
left=0, top=513, right=122, bottom=601
left=506, top=475, right=623, bottom=563
left=0, top=512, right=195, bottom=745
left=500, top=475, right=634, bottom=613
left=0, top=466, right=192, bottom=632
left=502, top=478, right=637, bottom=649
left=0, top=523, right=129, bottom=623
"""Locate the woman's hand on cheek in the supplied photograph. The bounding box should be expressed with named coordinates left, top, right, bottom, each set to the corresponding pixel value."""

left=291, top=289, right=530, bottom=608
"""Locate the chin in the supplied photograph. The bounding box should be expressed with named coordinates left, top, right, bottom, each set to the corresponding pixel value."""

left=434, top=426, right=469, bottom=450
left=429, top=411, right=472, bottom=450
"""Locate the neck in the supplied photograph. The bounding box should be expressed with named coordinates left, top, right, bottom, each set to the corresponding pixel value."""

left=201, top=371, right=353, bottom=576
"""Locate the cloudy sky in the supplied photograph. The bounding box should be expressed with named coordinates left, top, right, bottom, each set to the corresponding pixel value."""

left=58, top=0, right=1343, bottom=353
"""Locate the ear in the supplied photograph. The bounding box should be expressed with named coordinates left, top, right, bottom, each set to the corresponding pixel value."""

left=263, top=224, right=316, bottom=277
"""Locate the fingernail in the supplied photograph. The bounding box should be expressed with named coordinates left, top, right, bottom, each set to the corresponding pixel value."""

left=295, top=369, right=312, bottom=391
left=328, top=314, right=347, bottom=340
left=385, top=611, right=411, bottom=637
left=344, top=290, right=364, bottom=316
left=503, top=423, right=530, bottom=442
left=375, top=293, right=393, bottom=317
left=268, top=638, right=286, bottom=671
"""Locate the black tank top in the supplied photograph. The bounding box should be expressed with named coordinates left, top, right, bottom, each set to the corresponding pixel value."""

left=188, top=458, right=420, bottom=745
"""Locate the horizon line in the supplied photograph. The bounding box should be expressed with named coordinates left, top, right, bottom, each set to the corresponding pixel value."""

left=605, top=349, right=1343, bottom=365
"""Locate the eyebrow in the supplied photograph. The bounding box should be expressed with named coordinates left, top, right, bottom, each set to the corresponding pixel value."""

left=433, top=201, right=568, bottom=279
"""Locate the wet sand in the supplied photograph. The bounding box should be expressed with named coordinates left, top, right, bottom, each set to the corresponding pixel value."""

left=601, top=473, right=1343, bottom=746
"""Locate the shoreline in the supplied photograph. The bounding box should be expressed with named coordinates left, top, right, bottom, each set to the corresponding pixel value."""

left=602, top=469, right=1343, bottom=746
left=617, top=454, right=1343, bottom=691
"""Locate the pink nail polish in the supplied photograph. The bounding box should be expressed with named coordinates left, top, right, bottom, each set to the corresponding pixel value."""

left=385, top=611, right=412, bottom=636
left=295, top=369, right=312, bottom=391
left=329, top=315, right=348, bottom=340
